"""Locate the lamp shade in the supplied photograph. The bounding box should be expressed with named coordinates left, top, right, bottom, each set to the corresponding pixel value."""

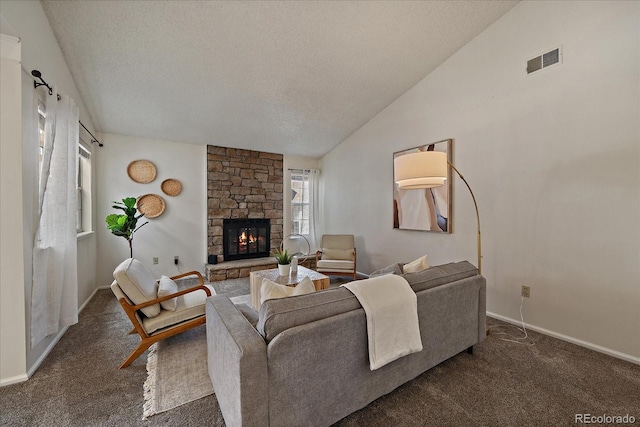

left=394, top=151, right=448, bottom=189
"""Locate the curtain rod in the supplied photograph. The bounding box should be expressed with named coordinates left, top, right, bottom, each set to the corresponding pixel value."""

left=288, top=168, right=319, bottom=172
left=31, top=70, right=104, bottom=148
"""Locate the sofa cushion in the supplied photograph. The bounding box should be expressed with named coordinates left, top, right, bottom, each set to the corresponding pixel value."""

left=369, top=262, right=404, bottom=278
left=403, top=255, right=429, bottom=273
left=402, top=261, right=478, bottom=293
left=113, top=258, right=161, bottom=318
left=158, top=275, right=178, bottom=311
left=257, top=287, right=362, bottom=342
left=260, top=276, right=315, bottom=305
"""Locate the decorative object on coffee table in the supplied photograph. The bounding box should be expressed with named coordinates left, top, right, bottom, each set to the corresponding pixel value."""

left=272, top=247, right=293, bottom=276
left=282, top=233, right=312, bottom=272
left=394, top=138, right=482, bottom=273
left=137, top=194, right=166, bottom=219
left=127, top=159, right=157, bottom=183
left=250, top=266, right=329, bottom=310
left=161, top=178, right=182, bottom=196
left=281, top=233, right=311, bottom=257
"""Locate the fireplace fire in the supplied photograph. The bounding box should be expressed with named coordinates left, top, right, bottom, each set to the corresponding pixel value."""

left=223, top=219, right=271, bottom=261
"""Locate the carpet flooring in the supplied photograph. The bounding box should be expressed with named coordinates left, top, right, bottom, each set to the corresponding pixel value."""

left=1, top=277, right=638, bottom=426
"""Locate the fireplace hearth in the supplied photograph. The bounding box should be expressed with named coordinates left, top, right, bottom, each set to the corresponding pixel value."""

left=223, top=219, right=271, bottom=261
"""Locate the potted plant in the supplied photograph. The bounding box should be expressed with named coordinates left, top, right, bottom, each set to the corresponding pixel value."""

left=272, top=247, right=293, bottom=276
left=105, top=197, right=148, bottom=258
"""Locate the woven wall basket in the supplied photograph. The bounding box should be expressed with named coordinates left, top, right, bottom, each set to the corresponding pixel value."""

left=161, top=179, right=182, bottom=196
left=137, top=194, right=165, bottom=218
left=127, top=160, right=157, bottom=184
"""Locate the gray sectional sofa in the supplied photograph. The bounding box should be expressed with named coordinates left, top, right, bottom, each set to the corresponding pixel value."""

left=206, top=261, right=486, bottom=427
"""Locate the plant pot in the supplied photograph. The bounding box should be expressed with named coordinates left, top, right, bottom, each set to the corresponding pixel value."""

left=278, top=264, right=291, bottom=276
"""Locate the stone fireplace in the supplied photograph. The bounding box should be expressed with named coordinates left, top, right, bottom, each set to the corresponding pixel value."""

left=223, top=218, right=271, bottom=261
left=207, top=145, right=283, bottom=266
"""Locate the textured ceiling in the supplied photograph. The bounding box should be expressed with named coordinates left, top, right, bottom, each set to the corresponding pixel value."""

left=42, top=1, right=517, bottom=158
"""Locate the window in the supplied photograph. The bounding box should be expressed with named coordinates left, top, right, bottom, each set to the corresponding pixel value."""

left=77, top=140, right=92, bottom=233
left=291, top=172, right=310, bottom=235
left=37, top=103, right=92, bottom=234
left=37, top=101, right=46, bottom=179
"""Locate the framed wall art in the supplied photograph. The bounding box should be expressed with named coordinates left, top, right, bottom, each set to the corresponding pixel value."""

left=392, top=139, right=453, bottom=233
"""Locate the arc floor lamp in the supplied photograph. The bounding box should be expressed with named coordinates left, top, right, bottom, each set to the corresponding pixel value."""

left=394, top=148, right=482, bottom=274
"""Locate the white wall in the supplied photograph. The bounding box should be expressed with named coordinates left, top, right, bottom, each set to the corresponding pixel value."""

left=321, top=1, right=640, bottom=361
left=1, top=1, right=100, bottom=384
left=0, top=33, right=27, bottom=385
left=96, top=134, right=207, bottom=286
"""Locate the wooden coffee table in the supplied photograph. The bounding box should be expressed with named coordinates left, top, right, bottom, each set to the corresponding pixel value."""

left=250, top=266, right=330, bottom=311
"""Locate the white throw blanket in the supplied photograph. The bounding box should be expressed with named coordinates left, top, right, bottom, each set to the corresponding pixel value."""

left=342, top=275, right=423, bottom=370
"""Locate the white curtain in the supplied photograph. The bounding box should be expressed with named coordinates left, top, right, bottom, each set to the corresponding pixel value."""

left=306, top=169, right=320, bottom=252
left=31, top=88, right=79, bottom=348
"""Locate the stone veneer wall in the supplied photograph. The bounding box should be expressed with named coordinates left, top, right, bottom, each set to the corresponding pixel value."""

left=207, top=145, right=283, bottom=265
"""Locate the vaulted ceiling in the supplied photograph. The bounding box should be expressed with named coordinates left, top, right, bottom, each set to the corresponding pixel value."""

left=42, top=1, right=517, bottom=158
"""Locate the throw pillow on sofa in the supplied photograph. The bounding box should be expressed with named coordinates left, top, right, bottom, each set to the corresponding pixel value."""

left=157, top=275, right=178, bottom=311
left=403, top=255, right=429, bottom=274
left=260, top=276, right=315, bottom=305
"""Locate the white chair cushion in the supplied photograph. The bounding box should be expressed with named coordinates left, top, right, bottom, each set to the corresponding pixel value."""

left=158, top=275, right=178, bottom=311
left=113, top=258, right=161, bottom=318
left=317, top=259, right=355, bottom=271
left=142, top=285, right=215, bottom=334
left=321, top=248, right=354, bottom=261
left=260, top=276, right=315, bottom=305
left=403, top=255, right=429, bottom=274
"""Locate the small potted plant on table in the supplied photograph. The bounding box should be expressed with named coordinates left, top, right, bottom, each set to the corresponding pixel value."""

left=272, top=248, right=293, bottom=276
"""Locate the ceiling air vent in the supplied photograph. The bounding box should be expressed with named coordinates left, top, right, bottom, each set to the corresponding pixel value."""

left=527, top=46, right=562, bottom=75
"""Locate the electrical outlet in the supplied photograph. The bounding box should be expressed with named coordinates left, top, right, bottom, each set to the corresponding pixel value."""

left=174, top=256, right=179, bottom=265
left=521, top=285, right=531, bottom=298
left=153, top=257, right=158, bottom=265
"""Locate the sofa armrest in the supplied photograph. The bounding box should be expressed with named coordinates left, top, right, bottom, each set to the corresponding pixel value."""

left=206, top=295, right=268, bottom=427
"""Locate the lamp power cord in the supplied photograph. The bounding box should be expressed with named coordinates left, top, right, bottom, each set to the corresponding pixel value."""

left=488, top=296, right=536, bottom=346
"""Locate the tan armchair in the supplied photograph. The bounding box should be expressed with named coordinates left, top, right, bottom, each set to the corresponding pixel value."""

left=315, top=234, right=357, bottom=281
left=110, top=258, right=213, bottom=368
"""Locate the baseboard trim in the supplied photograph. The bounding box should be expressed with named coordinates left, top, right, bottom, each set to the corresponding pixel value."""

left=0, top=373, right=29, bottom=387
left=487, top=311, right=640, bottom=365
left=97, top=285, right=111, bottom=290
left=26, top=325, right=69, bottom=378
left=79, top=288, right=99, bottom=313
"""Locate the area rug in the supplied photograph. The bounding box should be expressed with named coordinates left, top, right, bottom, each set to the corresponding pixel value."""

left=142, top=325, right=213, bottom=419
left=142, top=287, right=252, bottom=419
